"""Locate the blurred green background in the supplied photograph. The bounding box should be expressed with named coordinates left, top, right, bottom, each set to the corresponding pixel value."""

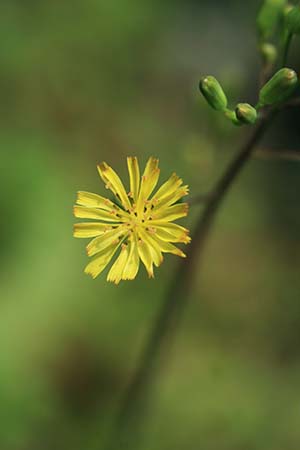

left=1, top=0, right=300, bottom=449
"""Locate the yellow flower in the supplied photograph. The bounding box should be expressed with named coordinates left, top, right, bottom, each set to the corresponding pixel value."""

left=73, top=157, right=190, bottom=284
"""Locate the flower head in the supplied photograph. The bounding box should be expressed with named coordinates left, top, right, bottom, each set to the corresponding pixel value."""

left=73, top=157, right=190, bottom=284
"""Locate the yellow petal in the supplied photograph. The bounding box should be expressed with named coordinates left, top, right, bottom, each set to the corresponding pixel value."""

left=141, top=167, right=160, bottom=200
left=122, top=235, right=140, bottom=280
left=151, top=173, right=183, bottom=203
left=137, top=239, right=154, bottom=278
left=144, top=157, right=159, bottom=177
left=154, top=227, right=191, bottom=244
left=127, top=157, right=140, bottom=203
left=73, top=205, right=123, bottom=222
left=149, top=221, right=191, bottom=244
left=149, top=221, right=189, bottom=235
left=138, top=229, right=163, bottom=267
left=150, top=234, right=186, bottom=258
left=84, top=243, right=120, bottom=279
left=151, top=203, right=189, bottom=222
left=73, top=222, right=113, bottom=238
left=97, top=162, right=131, bottom=211
left=107, top=244, right=130, bottom=284
left=86, top=227, right=127, bottom=257
left=136, top=157, right=160, bottom=216
left=76, top=191, right=115, bottom=211
left=152, top=185, right=189, bottom=211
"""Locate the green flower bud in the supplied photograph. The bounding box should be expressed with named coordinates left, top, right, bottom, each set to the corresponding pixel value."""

left=259, top=43, right=278, bottom=64
left=257, top=0, right=287, bottom=39
left=199, top=76, right=228, bottom=111
left=285, top=6, right=300, bottom=34
left=235, top=103, right=258, bottom=125
left=283, top=4, right=294, bottom=17
left=258, top=67, right=298, bottom=107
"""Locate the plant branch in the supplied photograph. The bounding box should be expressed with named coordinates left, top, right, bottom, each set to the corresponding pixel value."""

left=254, top=147, right=300, bottom=162
left=107, top=111, right=275, bottom=450
left=191, top=144, right=300, bottom=208
left=282, top=32, right=293, bottom=67
left=259, top=59, right=273, bottom=89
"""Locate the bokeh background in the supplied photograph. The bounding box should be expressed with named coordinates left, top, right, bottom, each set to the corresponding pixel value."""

left=1, top=0, right=300, bottom=449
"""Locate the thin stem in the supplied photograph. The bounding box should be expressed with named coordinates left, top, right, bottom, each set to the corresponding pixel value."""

left=107, top=111, right=275, bottom=450
left=190, top=142, right=300, bottom=207
left=282, top=32, right=293, bottom=67
left=259, top=61, right=272, bottom=88
left=254, top=147, right=300, bottom=162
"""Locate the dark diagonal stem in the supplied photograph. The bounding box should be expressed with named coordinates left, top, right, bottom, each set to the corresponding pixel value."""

left=108, top=112, right=275, bottom=450
left=282, top=32, right=292, bottom=67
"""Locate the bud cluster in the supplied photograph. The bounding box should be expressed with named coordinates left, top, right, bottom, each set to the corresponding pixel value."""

left=199, top=67, right=299, bottom=126
left=198, top=1, right=300, bottom=126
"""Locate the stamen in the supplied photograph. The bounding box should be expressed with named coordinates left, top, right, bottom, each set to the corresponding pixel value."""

left=110, top=210, right=121, bottom=218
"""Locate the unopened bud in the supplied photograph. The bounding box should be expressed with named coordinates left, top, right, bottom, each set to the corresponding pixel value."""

left=285, top=6, right=300, bottom=34
left=259, top=43, right=277, bottom=64
left=199, top=76, right=228, bottom=111
left=257, top=0, right=287, bottom=39
left=235, top=103, right=258, bottom=125
left=284, top=4, right=294, bottom=17
left=258, top=67, right=298, bottom=107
